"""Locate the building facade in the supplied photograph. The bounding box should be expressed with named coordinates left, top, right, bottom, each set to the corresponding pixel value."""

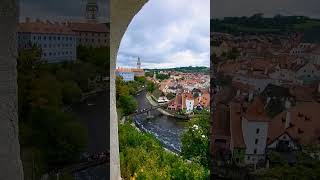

left=18, top=19, right=77, bottom=63
left=69, top=22, right=109, bottom=48
left=116, top=68, right=135, bottom=81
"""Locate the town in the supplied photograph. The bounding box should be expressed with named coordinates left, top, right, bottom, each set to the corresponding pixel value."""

left=116, top=58, right=210, bottom=116
left=211, top=16, right=320, bottom=177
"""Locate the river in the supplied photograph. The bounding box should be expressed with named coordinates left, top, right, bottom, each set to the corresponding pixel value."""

left=70, top=90, right=109, bottom=180
left=134, top=90, right=186, bottom=153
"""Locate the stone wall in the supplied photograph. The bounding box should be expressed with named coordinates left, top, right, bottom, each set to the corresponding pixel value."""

left=0, top=0, right=24, bottom=179
left=110, top=0, right=148, bottom=179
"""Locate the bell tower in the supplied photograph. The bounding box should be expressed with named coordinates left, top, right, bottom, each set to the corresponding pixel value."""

left=86, top=0, right=98, bottom=21
left=137, top=57, right=141, bottom=69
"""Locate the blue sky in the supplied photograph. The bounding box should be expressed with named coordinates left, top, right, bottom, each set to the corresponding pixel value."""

left=117, top=0, right=210, bottom=69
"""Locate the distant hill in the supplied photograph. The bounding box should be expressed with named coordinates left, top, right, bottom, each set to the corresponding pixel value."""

left=211, top=14, right=320, bottom=42
left=145, top=66, right=209, bottom=74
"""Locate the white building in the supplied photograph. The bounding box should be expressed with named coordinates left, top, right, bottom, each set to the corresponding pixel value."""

left=186, top=99, right=194, bottom=113
left=116, top=68, right=135, bottom=81
left=241, top=97, right=269, bottom=165
left=18, top=19, right=77, bottom=63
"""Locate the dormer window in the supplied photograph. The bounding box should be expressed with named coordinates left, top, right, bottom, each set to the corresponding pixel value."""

left=298, top=128, right=304, bottom=134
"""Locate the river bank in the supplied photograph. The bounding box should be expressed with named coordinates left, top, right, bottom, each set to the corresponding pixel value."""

left=133, top=90, right=186, bottom=153
left=146, top=92, right=190, bottom=120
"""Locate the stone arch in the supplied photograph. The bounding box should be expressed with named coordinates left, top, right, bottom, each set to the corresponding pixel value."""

left=0, top=0, right=24, bottom=179
left=110, top=0, right=148, bottom=179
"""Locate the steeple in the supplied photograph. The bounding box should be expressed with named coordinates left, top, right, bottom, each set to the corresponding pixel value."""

left=86, top=0, right=98, bottom=21
left=137, top=57, right=141, bottom=69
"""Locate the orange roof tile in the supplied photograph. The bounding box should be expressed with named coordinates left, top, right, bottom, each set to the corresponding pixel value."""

left=244, top=96, right=270, bottom=122
left=268, top=102, right=320, bottom=145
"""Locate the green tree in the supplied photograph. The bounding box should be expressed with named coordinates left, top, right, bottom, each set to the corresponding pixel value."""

left=61, top=81, right=82, bottom=105
left=181, top=112, right=211, bottom=167
left=156, top=73, right=170, bottom=81
left=119, top=123, right=209, bottom=179
left=147, top=81, right=156, bottom=93
left=30, top=74, right=62, bottom=109
left=119, top=95, right=138, bottom=115
left=134, top=76, right=146, bottom=85
left=29, top=107, right=88, bottom=168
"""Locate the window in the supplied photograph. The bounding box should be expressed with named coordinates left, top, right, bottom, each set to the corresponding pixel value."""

left=256, top=128, right=260, bottom=134
left=49, top=37, right=52, bottom=40
left=255, top=139, right=258, bottom=144
left=254, top=149, right=257, bottom=154
left=44, top=36, right=46, bottom=40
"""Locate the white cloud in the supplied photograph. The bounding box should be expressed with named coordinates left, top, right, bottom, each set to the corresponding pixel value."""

left=117, top=0, right=210, bottom=69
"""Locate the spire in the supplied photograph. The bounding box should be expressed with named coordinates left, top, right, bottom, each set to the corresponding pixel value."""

left=137, top=57, right=141, bottom=69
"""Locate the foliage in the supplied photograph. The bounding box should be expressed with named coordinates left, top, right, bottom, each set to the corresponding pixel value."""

left=77, top=45, right=110, bottom=76
left=29, top=107, right=88, bottom=168
left=181, top=112, right=211, bottom=168
left=211, top=14, right=320, bottom=43
left=119, top=123, right=210, bottom=179
left=118, top=95, right=138, bottom=116
left=134, top=76, right=146, bottom=84
left=156, top=73, right=170, bottom=81
left=147, top=81, right=156, bottom=93
left=255, top=151, right=320, bottom=179
left=17, top=47, right=104, bottom=175
left=166, top=93, right=175, bottom=100
left=61, top=81, right=82, bottom=105
left=146, top=66, right=209, bottom=74
left=145, top=71, right=154, bottom=77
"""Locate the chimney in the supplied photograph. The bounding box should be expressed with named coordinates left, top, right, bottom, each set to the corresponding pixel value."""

left=285, top=111, right=291, bottom=129
left=236, top=89, right=241, bottom=97
left=285, top=99, right=291, bottom=110
left=248, top=91, right=253, bottom=102
left=36, top=18, right=41, bottom=23
left=25, top=17, right=30, bottom=23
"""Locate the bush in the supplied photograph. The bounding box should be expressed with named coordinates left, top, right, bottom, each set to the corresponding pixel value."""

left=119, top=123, right=209, bottom=179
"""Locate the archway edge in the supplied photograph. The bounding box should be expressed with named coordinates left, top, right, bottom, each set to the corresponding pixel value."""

left=110, top=0, right=148, bottom=179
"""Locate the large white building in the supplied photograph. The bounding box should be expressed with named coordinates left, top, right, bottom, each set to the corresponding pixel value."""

left=18, top=19, right=77, bottom=63
left=116, top=68, right=135, bottom=82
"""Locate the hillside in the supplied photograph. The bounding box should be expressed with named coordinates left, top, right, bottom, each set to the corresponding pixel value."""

left=145, top=66, right=209, bottom=74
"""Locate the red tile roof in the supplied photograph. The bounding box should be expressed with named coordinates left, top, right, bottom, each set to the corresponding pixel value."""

left=268, top=102, right=320, bottom=145
left=18, top=21, right=75, bottom=35
left=69, top=22, right=108, bottom=33
left=244, top=96, right=270, bottom=122
left=230, top=102, right=246, bottom=148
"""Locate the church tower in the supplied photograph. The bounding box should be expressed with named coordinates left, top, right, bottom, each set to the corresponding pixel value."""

left=86, top=0, right=99, bottom=21
left=137, top=57, right=141, bottom=69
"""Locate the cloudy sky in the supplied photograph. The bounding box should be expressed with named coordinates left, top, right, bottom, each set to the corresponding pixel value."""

left=20, top=0, right=109, bottom=22
left=117, top=0, right=210, bottom=69
left=211, top=0, right=320, bottom=18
